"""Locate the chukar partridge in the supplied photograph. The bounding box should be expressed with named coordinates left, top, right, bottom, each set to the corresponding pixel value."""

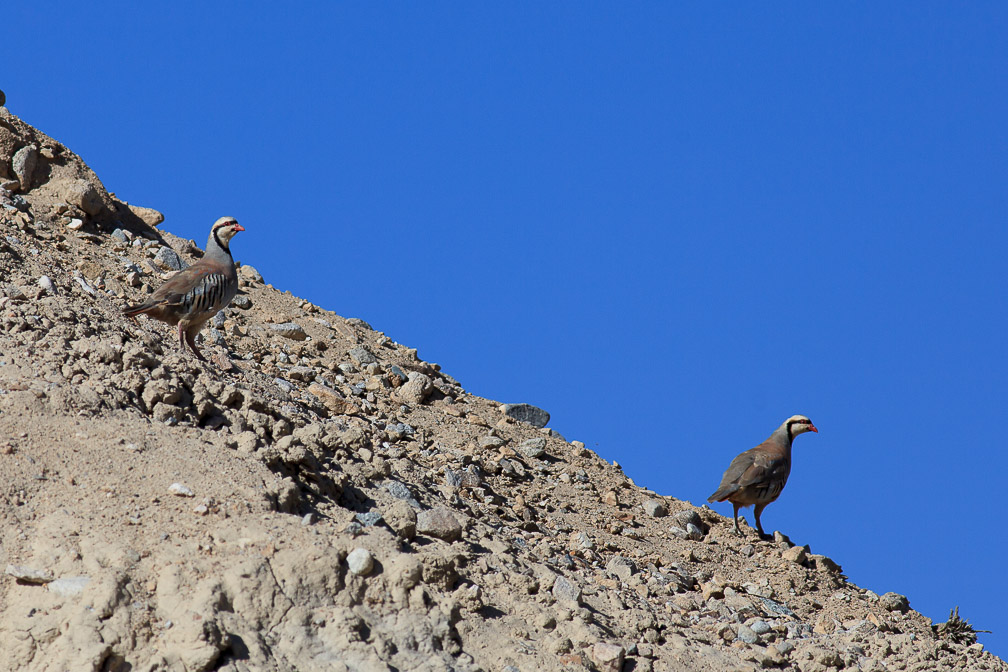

left=707, top=415, right=818, bottom=538
left=123, top=216, right=244, bottom=361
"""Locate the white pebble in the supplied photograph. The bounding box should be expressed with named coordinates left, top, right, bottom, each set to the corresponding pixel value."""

left=347, top=548, right=374, bottom=576
left=168, top=483, right=194, bottom=497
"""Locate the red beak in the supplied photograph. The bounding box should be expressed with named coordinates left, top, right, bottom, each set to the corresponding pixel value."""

left=234, top=224, right=245, bottom=232
left=810, top=424, right=818, bottom=433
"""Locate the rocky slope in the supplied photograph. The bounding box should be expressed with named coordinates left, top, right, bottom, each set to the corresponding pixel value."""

left=0, top=106, right=1003, bottom=672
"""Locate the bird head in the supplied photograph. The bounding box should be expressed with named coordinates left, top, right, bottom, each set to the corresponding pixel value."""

left=212, top=216, right=244, bottom=243
left=785, top=415, right=818, bottom=436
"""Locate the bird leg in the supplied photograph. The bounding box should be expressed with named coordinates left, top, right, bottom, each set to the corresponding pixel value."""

left=732, top=503, right=743, bottom=536
left=753, top=504, right=768, bottom=539
left=184, top=326, right=206, bottom=362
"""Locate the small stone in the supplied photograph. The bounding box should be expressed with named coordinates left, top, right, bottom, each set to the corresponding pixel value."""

left=206, top=328, right=226, bottom=346
left=355, top=511, right=383, bottom=527
left=685, top=522, right=704, bottom=540
left=749, top=619, right=772, bottom=635
left=384, top=479, right=420, bottom=508
left=168, top=483, right=194, bottom=497
left=673, top=509, right=703, bottom=530
left=810, top=554, right=843, bottom=574
left=737, top=623, right=760, bottom=644
left=236, top=431, right=259, bottom=454
left=479, top=435, right=506, bottom=450
left=193, top=504, right=208, bottom=515
left=520, top=437, right=547, bottom=458
left=571, top=531, right=595, bottom=550
left=416, top=507, right=462, bottom=541
left=701, top=581, right=725, bottom=601
left=643, top=499, right=667, bottom=517
left=347, top=548, right=374, bottom=576
left=782, top=546, right=807, bottom=565
left=668, top=525, right=689, bottom=540
left=387, top=365, right=408, bottom=385
left=232, top=294, right=251, bottom=309
left=111, top=228, right=129, bottom=243
left=385, top=422, right=414, bottom=441
left=154, top=247, right=185, bottom=271
left=762, top=645, right=787, bottom=667
left=501, top=403, right=550, bottom=428
left=5, top=565, right=54, bottom=584
left=879, top=592, right=910, bottom=614
left=813, top=614, right=837, bottom=635
left=349, top=346, right=377, bottom=365
left=301, top=512, right=316, bottom=526
left=814, top=648, right=844, bottom=668
left=270, top=322, right=308, bottom=341
left=591, top=642, right=625, bottom=672
left=47, top=576, right=90, bottom=597
left=552, top=575, right=582, bottom=605
left=238, top=264, right=263, bottom=283
left=384, top=499, right=417, bottom=540
left=308, top=382, right=349, bottom=414
left=605, top=556, right=636, bottom=581
left=287, top=366, right=315, bottom=382
left=36, top=275, right=54, bottom=294
left=67, top=218, right=85, bottom=231
left=275, top=378, right=294, bottom=394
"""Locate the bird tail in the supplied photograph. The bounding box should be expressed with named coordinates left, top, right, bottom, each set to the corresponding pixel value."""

left=123, top=302, right=153, bottom=317
left=707, top=486, right=736, bottom=503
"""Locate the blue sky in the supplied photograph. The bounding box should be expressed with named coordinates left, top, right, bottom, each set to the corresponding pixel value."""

left=7, top=2, right=1007, bottom=656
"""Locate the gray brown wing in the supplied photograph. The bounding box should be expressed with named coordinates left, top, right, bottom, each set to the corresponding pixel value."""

left=708, top=449, right=757, bottom=502
left=124, top=264, right=228, bottom=316
left=736, top=451, right=788, bottom=489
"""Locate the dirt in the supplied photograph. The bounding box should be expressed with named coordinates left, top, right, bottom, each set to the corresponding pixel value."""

left=0, top=105, right=1004, bottom=671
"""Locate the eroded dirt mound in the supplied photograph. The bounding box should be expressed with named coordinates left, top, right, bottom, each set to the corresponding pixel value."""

left=0, top=106, right=1003, bottom=671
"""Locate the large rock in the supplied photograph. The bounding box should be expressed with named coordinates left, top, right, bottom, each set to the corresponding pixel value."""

left=154, top=246, right=185, bottom=271
left=396, top=371, right=433, bottom=405
left=501, top=402, right=550, bottom=428
left=416, top=507, right=462, bottom=541
left=384, top=499, right=417, bottom=540
left=880, top=592, right=910, bottom=613
left=592, top=642, right=625, bottom=672
left=552, top=575, right=582, bottom=605
left=11, top=144, right=36, bottom=192
left=65, top=179, right=106, bottom=216
left=270, top=322, right=308, bottom=341
left=126, top=203, right=164, bottom=227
